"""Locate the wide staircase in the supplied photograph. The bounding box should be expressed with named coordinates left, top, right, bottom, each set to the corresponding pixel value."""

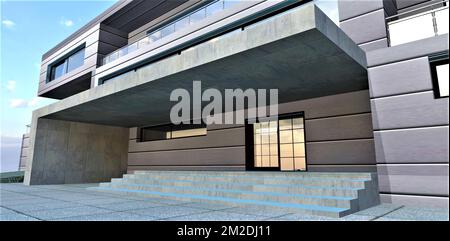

left=89, top=171, right=380, bottom=218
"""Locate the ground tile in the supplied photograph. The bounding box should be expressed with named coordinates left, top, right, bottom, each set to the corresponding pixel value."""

left=53, top=212, right=159, bottom=221
left=93, top=200, right=165, bottom=211
left=6, top=201, right=83, bottom=212
left=351, top=203, right=403, bottom=217
left=266, top=213, right=337, bottom=221
left=381, top=208, right=449, bottom=221
left=0, top=212, right=39, bottom=221
left=339, top=214, right=374, bottom=221
left=131, top=206, right=208, bottom=219
left=26, top=206, right=112, bottom=220
left=179, top=202, right=235, bottom=211
left=165, top=211, right=267, bottom=221
left=73, top=197, right=132, bottom=205
left=1, top=197, right=55, bottom=207
left=226, top=206, right=292, bottom=218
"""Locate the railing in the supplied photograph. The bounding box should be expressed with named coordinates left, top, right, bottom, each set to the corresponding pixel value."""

left=102, top=0, right=242, bottom=65
left=386, top=1, right=449, bottom=47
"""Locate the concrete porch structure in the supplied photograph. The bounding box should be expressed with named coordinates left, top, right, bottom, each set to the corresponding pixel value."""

left=25, top=3, right=368, bottom=185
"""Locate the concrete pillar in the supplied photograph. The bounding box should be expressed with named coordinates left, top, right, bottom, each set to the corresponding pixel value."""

left=24, top=117, right=129, bottom=185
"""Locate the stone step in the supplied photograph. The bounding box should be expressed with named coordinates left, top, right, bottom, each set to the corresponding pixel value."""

left=133, top=170, right=374, bottom=179
left=100, top=182, right=357, bottom=209
left=89, top=171, right=379, bottom=217
left=124, top=173, right=369, bottom=189
left=112, top=177, right=362, bottom=197
left=89, top=186, right=353, bottom=218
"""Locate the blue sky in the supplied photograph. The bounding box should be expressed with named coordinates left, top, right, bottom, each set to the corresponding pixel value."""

left=1, top=0, right=116, bottom=172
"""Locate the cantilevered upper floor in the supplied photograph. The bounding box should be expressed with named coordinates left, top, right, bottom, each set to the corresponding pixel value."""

left=38, top=0, right=307, bottom=99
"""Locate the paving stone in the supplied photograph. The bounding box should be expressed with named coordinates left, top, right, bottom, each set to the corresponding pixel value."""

left=6, top=201, right=83, bottom=212
left=265, top=213, right=337, bottom=221
left=26, top=206, right=112, bottom=220
left=1, top=197, right=56, bottom=207
left=350, top=203, right=403, bottom=217
left=0, top=207, right=17, bottom=215
left=339, top=214, right=374, bottom=221
left=53, top=212, right=159, bottom=221
left=179, top=202, right=235, bottom=211
left=226, top=206, right=292, bottom=218
left=131, top=206, right=208, bottom=219
left=165, top=211, right=267, bottom=221
left=93, top=200, right=165, bottom=211
left=0, top=213, right=39, bottom=221
left=73, top=197, right=132, bottom=205
left=381, top=208, right=449, bottom=221
left=141, top=197, right=191, bottom=205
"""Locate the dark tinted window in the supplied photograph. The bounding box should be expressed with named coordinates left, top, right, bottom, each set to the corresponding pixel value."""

left=67, top=48, right=85, bottom=73
left=50, top=61, right=67, bottom=80
left=140, top=123, right=206, bottom=142
left=48, top=46, right=85, bottom=82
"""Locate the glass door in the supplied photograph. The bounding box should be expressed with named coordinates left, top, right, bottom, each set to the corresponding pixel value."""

left=253, top=120, right=279, bottom=168
left=250, top=114, right=307, bottom=171
left=278, top=117, right=306, bottom=171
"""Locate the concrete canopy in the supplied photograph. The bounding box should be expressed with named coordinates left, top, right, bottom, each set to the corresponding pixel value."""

left=36, top=3, right=368, bottom=127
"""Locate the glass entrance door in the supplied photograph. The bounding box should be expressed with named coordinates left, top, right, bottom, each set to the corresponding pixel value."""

left=251, top=115, right=306, bottom=171
left=278, top=117, right=306, bottom=171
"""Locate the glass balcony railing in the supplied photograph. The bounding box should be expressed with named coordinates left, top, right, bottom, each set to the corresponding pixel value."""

left=387, top=1, right=449, bottom=47
left=102, top=0, right=242, bottom=65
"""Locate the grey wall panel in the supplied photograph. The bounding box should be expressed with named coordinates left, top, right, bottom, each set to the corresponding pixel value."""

left=368, top=57, right=433, bottom=98
left=374, top=126, right=449, bottom=164
left=359, top=38, right=388, bottom=52
left=98, top=29, right=127, bottom=48
left=338, top=0, right=383, bottom=21
left=127, top=90, right=374, bottom=172
left=128, top=146, right=245, bottom=166
left=279, top=90, right=371, bottom=119
left=367, top=34, right=449, bottom=67
left=380, top=193, right=449, bottom=208
left=307, top=165, right=377, bottom=173
left=306, top=139, right=376, bottom=165
left=371, top=91, right=449, bottom=130
left=129, top=127, right=245, bottom=153
left=340, top=9, right=386, bottom=44
left=377, top=164, right=449, bottom=196
left=305, top=113, right=373, bottom=141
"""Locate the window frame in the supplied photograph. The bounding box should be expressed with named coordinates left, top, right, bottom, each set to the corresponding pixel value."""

left=46, top=44, right=85, bottom=83
left=430, top=57, right=449, bottom=99
left=139, top=122, right=207, bottom=142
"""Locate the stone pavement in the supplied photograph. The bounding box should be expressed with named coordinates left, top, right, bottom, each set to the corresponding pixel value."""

left=0, top=183, right=448, bottom=221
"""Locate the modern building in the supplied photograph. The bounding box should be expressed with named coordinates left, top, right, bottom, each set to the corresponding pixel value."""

left=22, top=0, right=448, bottom=216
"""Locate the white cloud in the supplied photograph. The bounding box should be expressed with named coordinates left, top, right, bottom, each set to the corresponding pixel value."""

left=1, top=19, right=15, bottom=28
left=60, top=18, right=74, bottom=27
left=5, top=80, right=16, bottom=92
left=9, top=97, right=40, bottom=108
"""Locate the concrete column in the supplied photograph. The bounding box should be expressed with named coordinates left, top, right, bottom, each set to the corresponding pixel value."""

left=24, top=116, right=129, bottom=185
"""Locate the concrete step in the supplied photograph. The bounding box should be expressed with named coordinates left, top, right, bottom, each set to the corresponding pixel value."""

left=90, top=186, right=353, bottom=218
left=124, top=173, right=369, bottom=189
left=112, top=177, right=362, bottom=198
left=100, top=182, right=357, bottom=209
left=133, top=170, right=374, bottom=179
left=89, top=171, right=379, bottom=218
